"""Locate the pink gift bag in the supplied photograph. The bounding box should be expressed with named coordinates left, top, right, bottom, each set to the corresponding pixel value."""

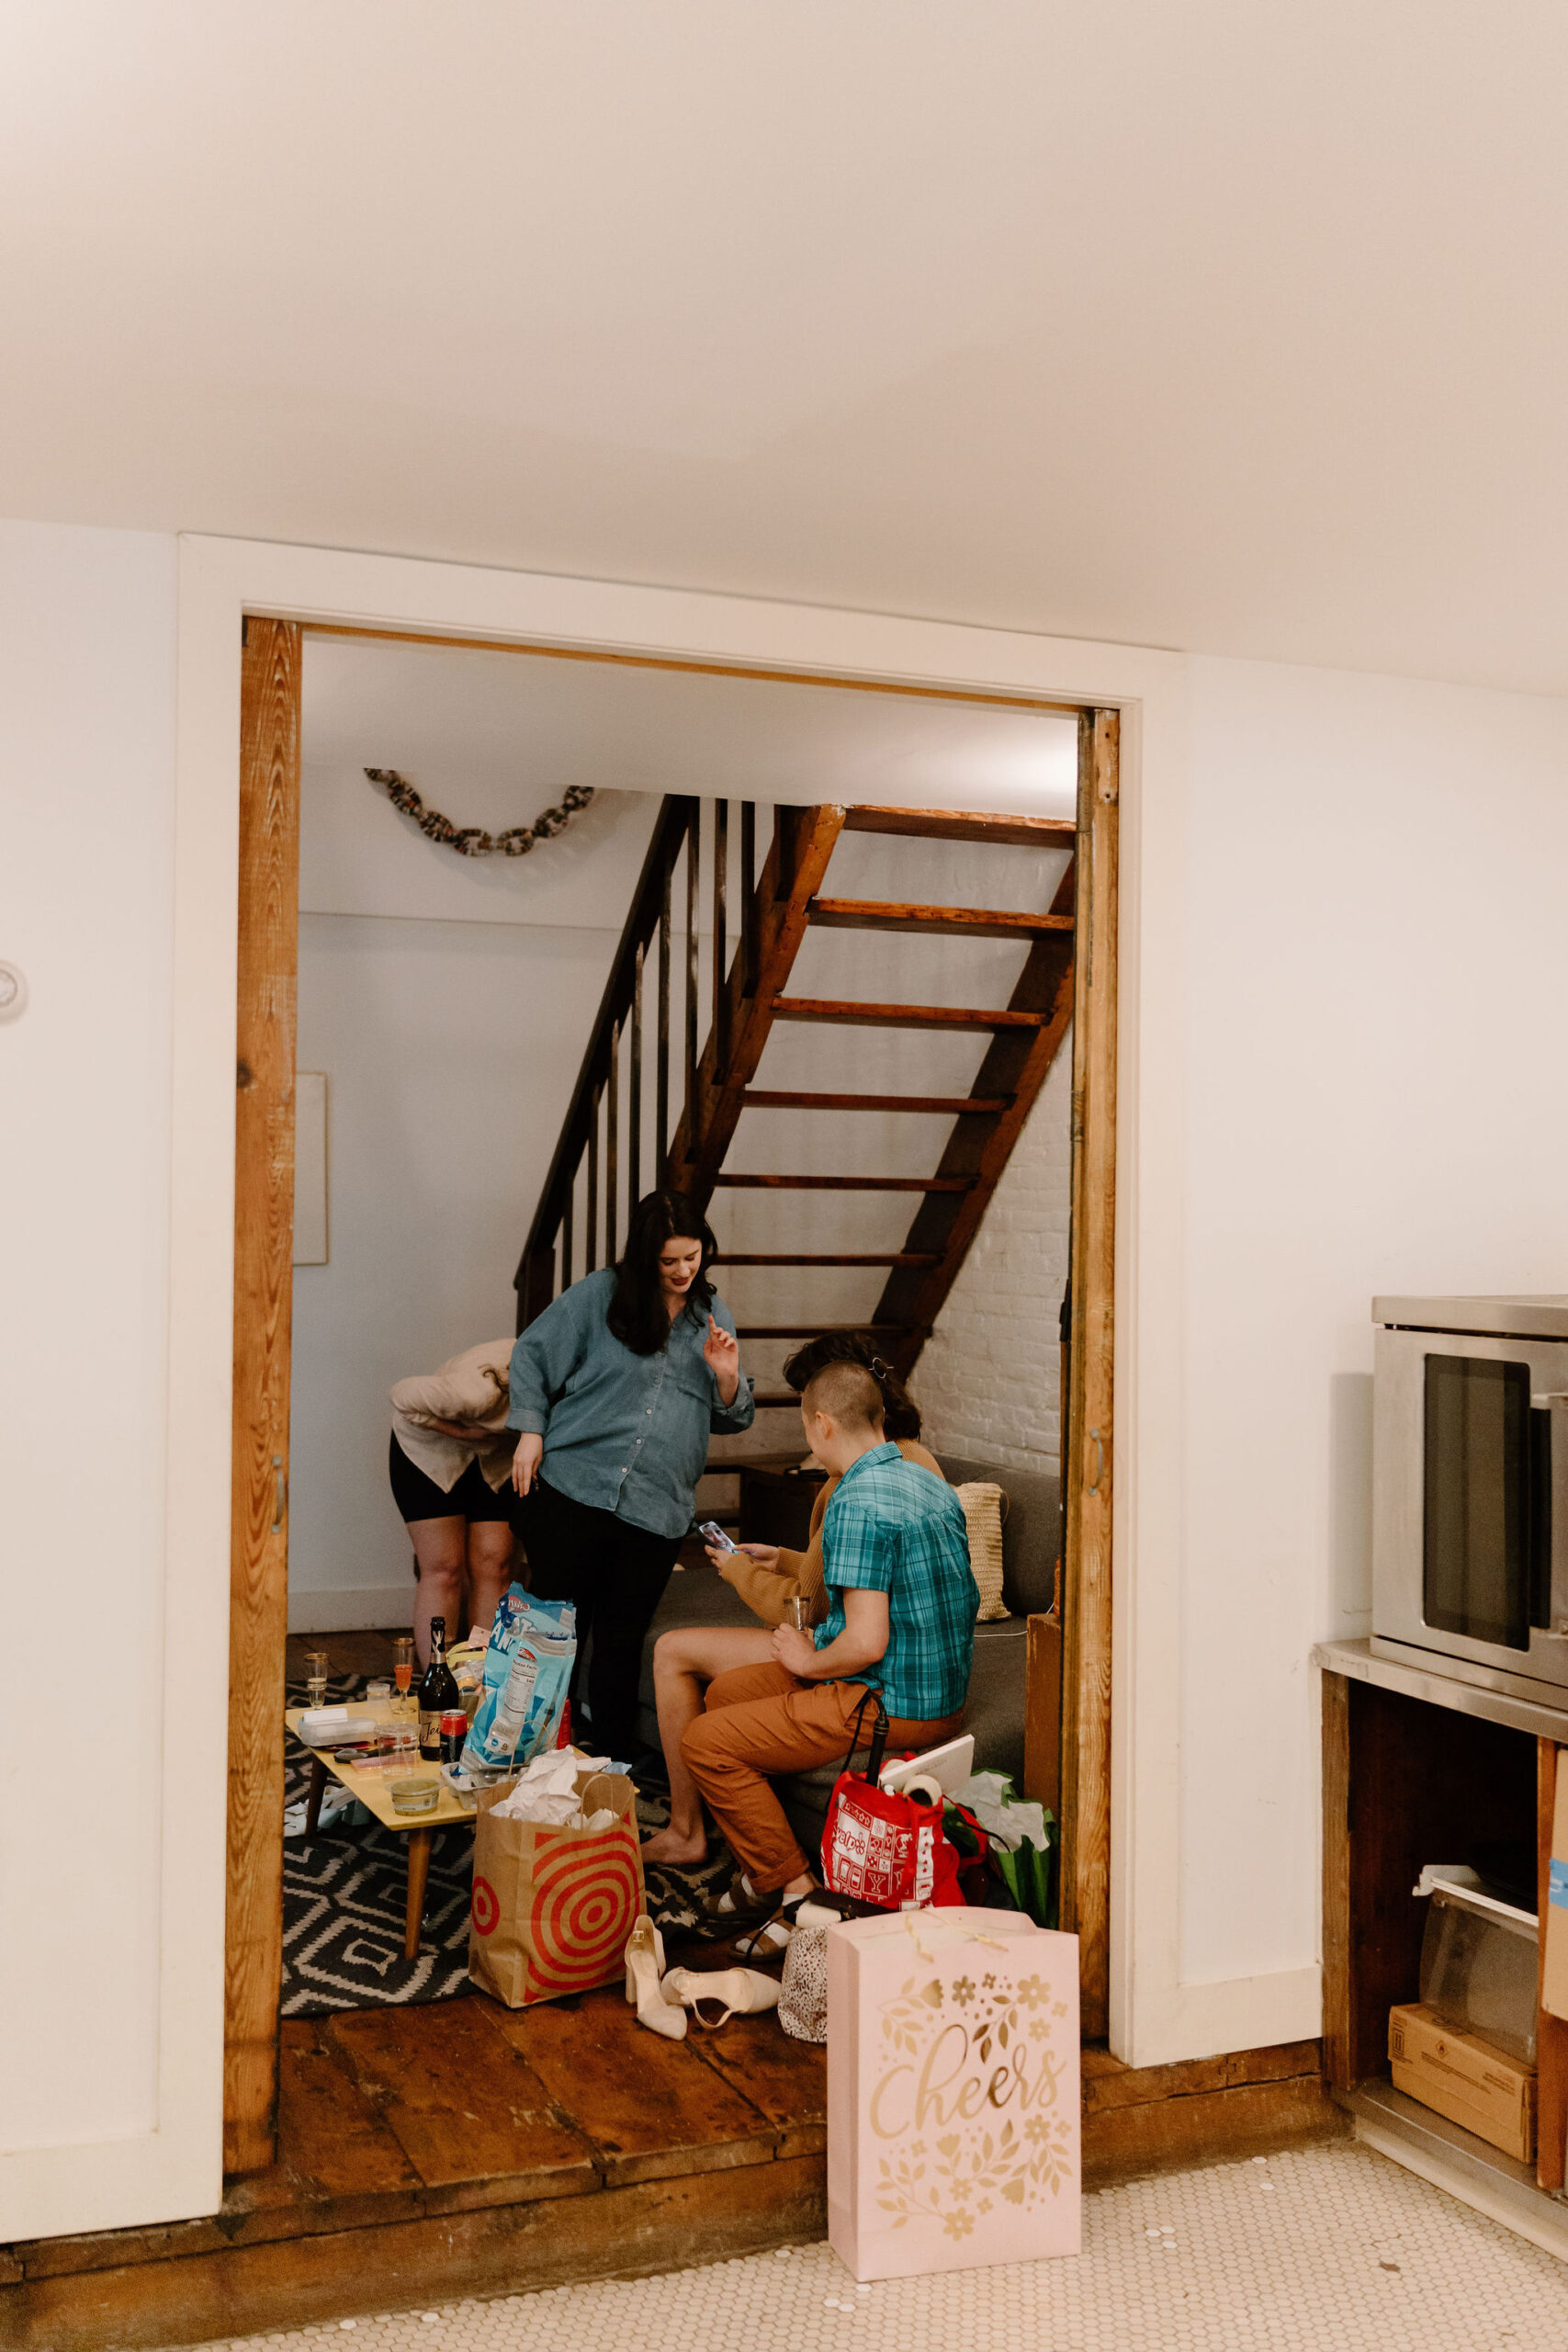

left=827, top=1907, right=1080, bottom=2280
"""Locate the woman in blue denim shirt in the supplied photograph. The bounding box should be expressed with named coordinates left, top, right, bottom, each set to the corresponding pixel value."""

left=508, top=1189, right=754, bottom=1758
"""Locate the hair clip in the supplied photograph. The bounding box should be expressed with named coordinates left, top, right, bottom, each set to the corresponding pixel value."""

left=870, top=1356, right=891, bottom=1380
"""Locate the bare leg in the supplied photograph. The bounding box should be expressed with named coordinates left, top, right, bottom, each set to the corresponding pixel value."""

left=464, top=1519, right=515, bottom=1645
left=642, top=1625, right=774, bottom=1866
left=406, top=1516, right=465, bottom=1667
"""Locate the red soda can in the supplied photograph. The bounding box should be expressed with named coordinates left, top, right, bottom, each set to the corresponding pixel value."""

left=439, top=1709, right=468, bottom=1768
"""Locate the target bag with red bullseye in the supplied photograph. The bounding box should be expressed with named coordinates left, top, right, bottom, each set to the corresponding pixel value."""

left=468, top=1768, right=646, bottom=2007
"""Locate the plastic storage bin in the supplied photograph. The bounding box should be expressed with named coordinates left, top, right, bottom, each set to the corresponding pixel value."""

left=1416, top=1864, right=1538, bottom=2066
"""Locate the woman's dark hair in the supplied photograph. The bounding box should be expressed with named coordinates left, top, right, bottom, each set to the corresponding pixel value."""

left=780, top=1332, right=922, bottom=1441
left=608, top=1190, right=717, bottom=1355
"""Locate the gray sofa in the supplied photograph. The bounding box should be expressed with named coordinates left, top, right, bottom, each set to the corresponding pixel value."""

left=637, top=1450, right=1058, bottom=1855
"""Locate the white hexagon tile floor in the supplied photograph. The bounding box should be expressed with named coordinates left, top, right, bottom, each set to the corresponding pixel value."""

left=176, top=2142, right=1568, bottom=2352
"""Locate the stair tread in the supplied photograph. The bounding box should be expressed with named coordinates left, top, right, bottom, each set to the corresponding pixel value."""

left=809, top=897, right=1073, bottom=941
left=842, top=805, right=1077, bottom=848
left=741, top=1089, right=1009, bottom=1114
left=714, top=1252, right=941, bottom=1267
left=713, top=1172, right=973, bottom=1192
left=773, top=995, right=1046, bottom=1031
left=736, top=1323, right=909, bottom=1338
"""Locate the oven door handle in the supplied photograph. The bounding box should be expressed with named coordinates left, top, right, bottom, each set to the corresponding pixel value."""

left=1535, top=1393, right=1568, bottom=1634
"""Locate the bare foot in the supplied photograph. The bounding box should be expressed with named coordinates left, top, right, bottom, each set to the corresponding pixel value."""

left=641, top=1825, right=710, bottom=1869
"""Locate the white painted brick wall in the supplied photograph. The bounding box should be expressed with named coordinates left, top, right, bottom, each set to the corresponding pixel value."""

left=917, top=1024, right=1072, bottom=1476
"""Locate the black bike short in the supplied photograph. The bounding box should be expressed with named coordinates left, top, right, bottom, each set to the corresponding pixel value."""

left=388, top=1431, right=515, bottom=1524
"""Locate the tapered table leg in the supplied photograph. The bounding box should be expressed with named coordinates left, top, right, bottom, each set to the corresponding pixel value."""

left=304, top=1755, right=328, bottom=1840
left=405, top=1826, right=434, bottom=1959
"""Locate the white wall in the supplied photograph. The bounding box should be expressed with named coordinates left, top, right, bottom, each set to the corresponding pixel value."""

left=1174, top=655, right=1568, bottom=1995
left=288, top=759, right=662, bottom=1624
left=15, top=523, right=1568, bottom=2238
left=0, top=524, right=176, bottom=2168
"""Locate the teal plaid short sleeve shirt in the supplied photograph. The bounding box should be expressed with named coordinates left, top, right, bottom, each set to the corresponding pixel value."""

left=813, top=1442, right=978, bottom=1721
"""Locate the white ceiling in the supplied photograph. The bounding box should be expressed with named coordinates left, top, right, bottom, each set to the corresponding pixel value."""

left=6, top=5, right=1568, bottom=693
left=302, top=636, right=1078, bottom=812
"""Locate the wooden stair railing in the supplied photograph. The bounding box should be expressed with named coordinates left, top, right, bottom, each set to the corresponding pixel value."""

left=513, top=792, right=784, bottom=1326
left=513, top=792, right=709, bottom=1326
left=516, top=789, right=1079, bottom=1399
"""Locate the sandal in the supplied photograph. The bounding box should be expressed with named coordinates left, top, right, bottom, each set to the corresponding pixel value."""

left=662, top=1966, right=782, bottom=2028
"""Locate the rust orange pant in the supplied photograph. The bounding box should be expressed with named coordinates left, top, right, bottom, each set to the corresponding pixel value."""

left=680, top=1661, right=964, bottom=1894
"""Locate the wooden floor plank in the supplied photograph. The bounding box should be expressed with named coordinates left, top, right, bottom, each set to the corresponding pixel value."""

left=1082, top=2074, right=1341, bottom=2186
left=276, top=2018, right=423, bottom=2207
left=0, top=2156, right=829, bottom=2352
left=325, top=2001, right=598, bottom=2210
left=685, top=2013, right=828, bottom=2159
left=493, top=1985, right=781, bottom=2187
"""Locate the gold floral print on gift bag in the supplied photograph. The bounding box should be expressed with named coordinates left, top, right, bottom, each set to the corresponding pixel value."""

left=826, top=1910, right=1081, bottom=2280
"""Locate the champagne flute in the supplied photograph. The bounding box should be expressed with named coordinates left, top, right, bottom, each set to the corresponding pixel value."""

left=393, top=1637, right=415, bottom=1719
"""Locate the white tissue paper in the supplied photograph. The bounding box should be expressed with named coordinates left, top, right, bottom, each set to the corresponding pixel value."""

left=951, top=1770, right=1051, bottom=1854
left=489, top=1746, right=614, bottom=1825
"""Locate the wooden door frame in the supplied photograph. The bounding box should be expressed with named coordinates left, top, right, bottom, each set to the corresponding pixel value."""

left=1060, top=708, right=1119, bottom=2040
left=216, top=570, right=1132, bottom=2171
left=226, top=618, right=302, bottom=2171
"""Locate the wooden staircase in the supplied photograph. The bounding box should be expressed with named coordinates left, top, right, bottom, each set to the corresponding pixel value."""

left=513, top=795, right=1076, bottom=1411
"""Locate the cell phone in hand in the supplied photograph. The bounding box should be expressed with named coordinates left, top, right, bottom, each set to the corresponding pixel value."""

left=699, top=1519, right=741, bottom=1554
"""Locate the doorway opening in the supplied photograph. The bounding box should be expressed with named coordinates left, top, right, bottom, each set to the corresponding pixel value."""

left=228, top=616, right=1118, bottom=2224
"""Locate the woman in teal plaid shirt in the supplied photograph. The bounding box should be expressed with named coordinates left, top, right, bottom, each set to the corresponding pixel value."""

left=682, top=1356, right=978, bottom=1930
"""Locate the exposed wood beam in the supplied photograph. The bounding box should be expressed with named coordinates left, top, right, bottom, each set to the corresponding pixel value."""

left=1060, top=707, right=1120, bottom=2043
left=227, top=618, right=302, bottom=2176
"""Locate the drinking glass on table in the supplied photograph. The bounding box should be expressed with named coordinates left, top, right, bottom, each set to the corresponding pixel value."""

left=392, top=1637, right=415, bottom=1717
left=304, top=1650, right=330, bottom=1709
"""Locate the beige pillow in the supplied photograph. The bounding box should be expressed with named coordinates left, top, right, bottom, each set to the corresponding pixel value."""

left=956, top=1481, right=1010, bottom=1621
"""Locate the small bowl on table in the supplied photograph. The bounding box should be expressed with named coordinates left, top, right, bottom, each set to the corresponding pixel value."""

left=389, top=1774, right=441, bottom=1818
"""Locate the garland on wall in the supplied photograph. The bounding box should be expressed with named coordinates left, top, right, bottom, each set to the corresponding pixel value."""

left=365, top=767, right=596, bottom=858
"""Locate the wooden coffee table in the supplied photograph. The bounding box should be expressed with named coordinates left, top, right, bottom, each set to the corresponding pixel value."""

left=285, top=1699, right=477, bottom=1958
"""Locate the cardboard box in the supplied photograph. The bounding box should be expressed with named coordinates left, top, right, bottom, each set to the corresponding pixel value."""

left=1542, top=1747, right=1568, bottom=2023
left=1388, top=2002, right=1536, bottom=2164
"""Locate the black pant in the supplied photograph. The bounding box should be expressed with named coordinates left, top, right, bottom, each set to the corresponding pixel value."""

left=520, top=1477, right=681, bottom=1759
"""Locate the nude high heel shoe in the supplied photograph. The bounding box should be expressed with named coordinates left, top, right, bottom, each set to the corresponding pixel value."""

left=661, top=1966, right=782, bottom=2029
left=624, top=1914, right=686, bottom=2041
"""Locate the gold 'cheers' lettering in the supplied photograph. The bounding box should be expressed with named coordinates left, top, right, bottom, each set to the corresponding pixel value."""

left=870, top=2019, right=1057, bottom=2142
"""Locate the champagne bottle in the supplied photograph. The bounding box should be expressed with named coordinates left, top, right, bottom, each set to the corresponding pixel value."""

left=418, top=1618, right=461, bottom=1761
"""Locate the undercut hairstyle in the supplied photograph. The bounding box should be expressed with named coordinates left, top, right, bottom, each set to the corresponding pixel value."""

left=607, top=1189, right=716, bottom=1356
left=801, top=1359, right=886, bottom=1433
left=782, top=1332, right=922, bottom=1441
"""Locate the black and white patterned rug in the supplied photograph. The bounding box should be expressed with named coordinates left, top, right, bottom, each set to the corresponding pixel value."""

left=281, top=1676, right=733, bottom=2011
left=282, top=1673, right=477, bottom=2014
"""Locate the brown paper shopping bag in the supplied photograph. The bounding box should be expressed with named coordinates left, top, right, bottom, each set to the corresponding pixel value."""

left=468, top=1769, right=646, bottom=2007
left=827, top=1906, right=1080, bottom=2280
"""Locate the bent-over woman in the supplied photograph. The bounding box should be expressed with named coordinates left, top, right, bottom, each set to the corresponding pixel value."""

left=508, top=1189, right=754, bottom=1759
left=389, top=1337, right=519, bottom=1666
